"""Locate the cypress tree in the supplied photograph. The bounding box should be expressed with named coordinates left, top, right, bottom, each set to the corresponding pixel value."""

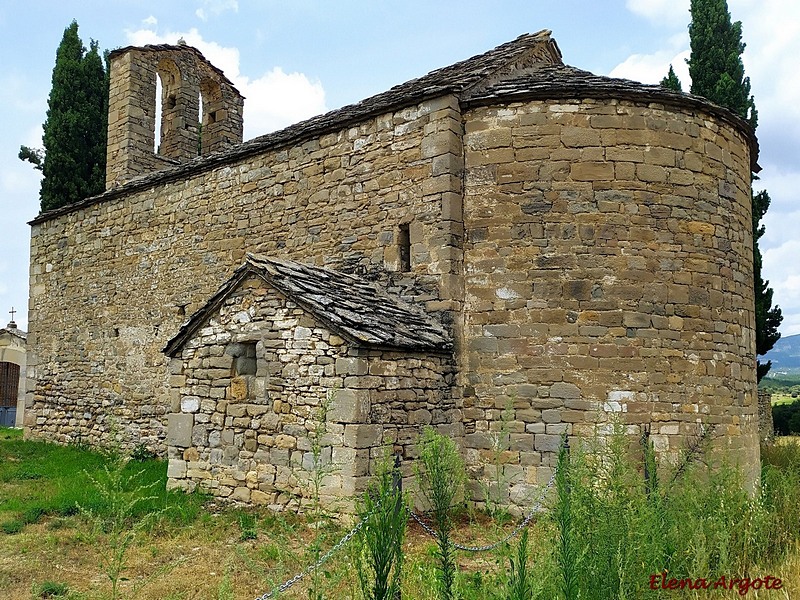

left=687, top=0, right=756, bottom=126
left=686, top=0, right=781, bottom=380
left=22, top=21, right=108, bottom=212
left=660, top=65, right=683, bottom=92
left=753, top=188, right=783, bottom=380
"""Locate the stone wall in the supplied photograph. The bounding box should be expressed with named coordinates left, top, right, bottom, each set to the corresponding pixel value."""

left=27, top=94, right=464, bottom=454
left=165, top=274, right=456, bottom=510
left=27, top=38, right=762, bottom=510
left=460, top=97, right=759, bottom=508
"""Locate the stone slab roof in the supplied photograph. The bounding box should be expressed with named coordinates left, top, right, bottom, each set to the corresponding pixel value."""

left=163, top=253, right=453, bottom=357
left=108, top=43, right=242, bottom=94
left=32, top=31, right=561, bottom=224
left=30, top=31, right=759, bottom=225
left=464, top=65, right=759, bottom=170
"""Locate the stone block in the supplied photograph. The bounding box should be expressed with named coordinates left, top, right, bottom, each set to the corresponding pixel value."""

left=549, top=382, right=580, bottom=399
left=328, top=388, right=370, bottom=423
left=231, top=486, right=251, bottom=502
left=167, top=458, right=187, bottom=478
left=181, top=396, right=200, bottom=413
left=541, top=409, right=562, bottom=423
left=570, top=162, right=614, bottom=181
left=167, top=413, right=194, bottom=448
left=623, top=312, right=651, bottom=328
left=344, top=424, right=383, bottom=449
left=335, top=357, right=368, bottom=376
left=534, top=434, right=562, bottom=453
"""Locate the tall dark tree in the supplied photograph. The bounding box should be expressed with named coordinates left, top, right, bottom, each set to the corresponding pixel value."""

left=753, top=188, right=783, bottom=380
left=660, top=65, right=683, bottom=91
left=687, top=0, right=757, bottom=127
left=20, top=21, right=108, bottom=212
left=686, top=0, right=781, bottom=380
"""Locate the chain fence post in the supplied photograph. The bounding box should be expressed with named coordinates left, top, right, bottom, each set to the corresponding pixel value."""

left=393, top=449, right=402, bottom=600
left=641, top=423, right=654, bottom=498
left=562, top=433, right=571, bottom=496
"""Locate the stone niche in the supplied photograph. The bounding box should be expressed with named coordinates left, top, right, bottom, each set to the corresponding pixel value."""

left=163, top=254, right=457, bottom=511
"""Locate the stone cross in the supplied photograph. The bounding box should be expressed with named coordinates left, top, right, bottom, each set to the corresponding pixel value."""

left=9, top=307, right=15, bottom=321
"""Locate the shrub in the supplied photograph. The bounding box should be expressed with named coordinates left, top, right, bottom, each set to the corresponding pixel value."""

left=773, top=399, right=800, bottom=435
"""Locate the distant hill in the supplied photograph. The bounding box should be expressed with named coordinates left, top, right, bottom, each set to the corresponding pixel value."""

left=762, top=333, right=800, bottom=377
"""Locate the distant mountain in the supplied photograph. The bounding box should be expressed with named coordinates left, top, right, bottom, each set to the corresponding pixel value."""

left=762, top=333, right=800, bottom=377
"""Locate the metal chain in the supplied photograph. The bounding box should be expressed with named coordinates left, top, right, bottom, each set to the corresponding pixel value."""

left=410, top=465, right=558, bottom=553
left=254, top=446, right=565, bottom=596
left=254, top=516, right=367, bottom=600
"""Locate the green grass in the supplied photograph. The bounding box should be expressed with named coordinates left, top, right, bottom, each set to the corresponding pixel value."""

left=771, top=393, right=798, bottom=406
left=0, top=427, right=206, bottom=533
left=2, top=426, right=800, bottom=599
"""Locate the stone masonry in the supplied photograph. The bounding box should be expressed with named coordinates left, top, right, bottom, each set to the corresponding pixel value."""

left=27, top=31, right=761, bottom=510
left=106, top=43, right=244, bottom=188
left=162, top=256, right=455, bottom=508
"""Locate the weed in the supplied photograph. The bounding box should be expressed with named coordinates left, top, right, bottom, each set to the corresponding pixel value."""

left=129, top=443, right=158, bottom=462
left=238, top=510, right=258, bottom=541
left=482, top=397, right=515, bottom=518
left=80, top=455, right=164, bottom=600
left=216, top=572, right=235, bottom=600
left=554, top=437, right=578, bottom=600
left=304, top=391, right=338, bottom=519
left=32, top=580, right=69, bottom=598
left=304, top=393, right=339, bottom=600
left=415, top=426, right=465, bottom=600
left=355, top=451, right=407, bottom=600
left=505, top=528, right=534, bottom=600
left=1, top=517, right=23, bottom=534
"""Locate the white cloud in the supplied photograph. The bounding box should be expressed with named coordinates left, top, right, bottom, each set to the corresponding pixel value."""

left=754, top=169, right=800, bottom=335
left=142, top=16, right=157, bottom=27
left=625, top=0, right=690, bottom=27
left=763, top=244, right=800, bottom=336
left=196, top=0, right=238, bottom=22
left=610, top=47, right=690, bottom=86
left=240, top=67, right=327, bottom=138
left=124, top=28, right=327, bottom=138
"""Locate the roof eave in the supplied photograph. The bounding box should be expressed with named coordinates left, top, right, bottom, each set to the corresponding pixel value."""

left=462, top=83, right=760, bottom=172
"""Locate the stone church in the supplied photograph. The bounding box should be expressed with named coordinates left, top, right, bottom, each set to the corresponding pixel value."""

left=26, top=31, right=760, bottom=510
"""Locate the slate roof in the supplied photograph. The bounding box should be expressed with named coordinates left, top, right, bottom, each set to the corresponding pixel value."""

left=163, top=253, right=453, bottom=357
left=464, top=65, right=759, bottom=170
left=32, top=30, right=561, bottom=224
left=30, top=30, right=759, bottom=225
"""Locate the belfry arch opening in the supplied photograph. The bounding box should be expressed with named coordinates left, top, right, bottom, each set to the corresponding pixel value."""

left=104, top=44, right=245, bottom=188
left=199, top=77, right=226, bottom=155
left=156, top=58, right=197, bottom=159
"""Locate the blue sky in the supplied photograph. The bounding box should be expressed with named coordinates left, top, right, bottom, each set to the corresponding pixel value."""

left=1, top=0, right=798, bottom=338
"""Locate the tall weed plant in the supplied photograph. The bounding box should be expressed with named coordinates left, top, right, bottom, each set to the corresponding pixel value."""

left=415, top=426, right=466, bottom=600
left=355, top=452, right=407, bottom=600
left=80, top=455, right=166, bottom=600
left=534, top=426, right=798, bottom=600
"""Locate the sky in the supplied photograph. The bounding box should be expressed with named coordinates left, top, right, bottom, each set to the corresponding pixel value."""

left=0, top=0, right=798, bottom=339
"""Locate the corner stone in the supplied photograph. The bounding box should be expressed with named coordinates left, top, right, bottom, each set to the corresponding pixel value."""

left=167, top=413, right=194, bottom=448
